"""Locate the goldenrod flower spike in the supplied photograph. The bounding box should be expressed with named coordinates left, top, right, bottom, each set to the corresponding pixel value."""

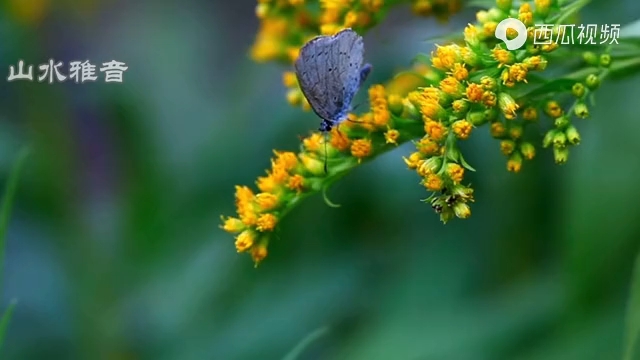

left=223, top=0, right=635, bottom=264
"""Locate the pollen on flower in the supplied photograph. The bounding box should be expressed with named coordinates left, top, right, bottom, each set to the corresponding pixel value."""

left=235, top=230, right=256, bottom=253
left=273, top=151, right=298, bottom=171
left=439, top=76, right=462, bottom=97
left=482, top=91, right=497, bottom=107
left=464, top=24, right=480, bottom=45
left=330, top=128, right=350, bottom=151
left=221, top=216, right=245, bottom=233
left=351, top=138, right=373, bottom=160
left=465, top=83, right=483, bottom=102
left=507, top=64, right=529, bottom=83
left=416, top=137, right=440, bottom=156
left=482, top=22, right=498, bottom=37
left=256, top=192, right=279, bottom=211
left=424, top=120, right=447, bottom=142
left=446, top=163, right=464, bottom=184
left=424, top=173, right=444, bottom=191
left=451, top=63, right=469, bottom=81
left=432, top=45, right=461, bottom=70
left=287, top=174, right=305, bottom=192
left=256, top=174, right=278, bottom=193
left=303, top=133, right=325, bottom=152
left=256, top=213, right=278, bottom=231
left=385, top=129, right=400, bottom=144
left=452, top=120, right=472, bottom=140
left=492, top=48, right=514, bottom=66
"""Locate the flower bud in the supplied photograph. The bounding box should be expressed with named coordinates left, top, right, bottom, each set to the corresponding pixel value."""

left=553, top=131, right=567, bottom=148
left=507, top=151, right=523, bottom=173
left=599, top=54, right=611, bottom=68
left=582, top=51, right=599, bottom=66
left=565, top=125, right=581, bottom=145
left=574, top=102, right=589, bottom=119
left=554, top=116, right=570, bottom=129
left=453, top=201, right=471, bottom=219
left=586, top=73, right=600, bottom=89
left=553, top=146, right=569, bottom=164
left=466, top=110, right=486, bottom=126
left=572, top=82, right=585, bottom=98
left=520, top=142, right=536, bottom=160
left=542, top=130, right=554, bottom=148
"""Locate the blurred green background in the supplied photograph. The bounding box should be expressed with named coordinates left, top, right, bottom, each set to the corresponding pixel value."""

left=2, top=0, right=640, bottom=359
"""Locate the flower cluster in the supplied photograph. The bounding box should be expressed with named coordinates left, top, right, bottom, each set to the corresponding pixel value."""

left=223, top=0, right=629, bottom=265
left=252, top=0, right=461, bottom=112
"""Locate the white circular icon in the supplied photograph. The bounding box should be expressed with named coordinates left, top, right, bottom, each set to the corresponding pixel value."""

left=495, top=18, right=528, bottom=50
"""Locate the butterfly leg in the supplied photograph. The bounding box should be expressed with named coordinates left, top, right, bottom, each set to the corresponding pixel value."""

left=359, top=63, right=372, bottom=87
left=318, top=119, right=334, bottom=132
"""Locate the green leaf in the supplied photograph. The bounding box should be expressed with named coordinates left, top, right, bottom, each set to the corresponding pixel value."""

left=0, top=299, right=17, bottom=353
left=623, top=250, right=640, bottom=360
left=282, top=326, right=330, bottom=360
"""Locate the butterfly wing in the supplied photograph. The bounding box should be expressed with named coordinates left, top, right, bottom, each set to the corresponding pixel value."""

left=294, top=29, right=364, bottom=122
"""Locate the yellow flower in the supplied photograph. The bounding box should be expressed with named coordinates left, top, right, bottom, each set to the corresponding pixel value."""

left=221, top=216, right=244, bottom=233
left=351, top=138, right=373, bottom=160
left=424, top=120, right=447, bottom=142
left=272, top=151, right=297, bottom=171
left=520, top=142, right=536, bottom=160
left=283, top=71, right=297, bottom=88
left=446, top=163, right=464, bottom=183
left=439, top=76, right=463, bottom=97
left=403, top=151, right=423, bottom=169
left=251, top=242, right=268, bottom=266
left=287, top=174, right=305, bottom=192
left=482, top=91, right=497, bottom=107
left=330, top=128, right=350, bottom=151
left=490, top=122, right=506, bottom=138
left=464, top=24, right=480, bottom=46
left=545, top=100, right=563, bottom=118
left=498, top=92, right=519, bottom=119
left=257, top=213, right=278, bottom=231
left=286, top=89, right=301, bottom=106
left=416, top=137, right=440, bottom=156
left=424, top=173, right=444, bottom=191
left=451, top=63, right=469, bottom=81
left=344, top=10, right=358, bottom=27
left=256, top=174, right=278, bottom=193
left=482, top=21, right=498, bottom=37
left=453, top=202, right=471, bottom=219
left=432, top=44, right=461, bottom=70
left=507, top=152, right=523, bottom=173
left=500, top=139, right=515, bottom=155
left=303, top=133, right=325, bottom=152
left=385, top=129, right=400, bottom=145
left=452, top=120, right=472, bottom=140
left=235, top=230, right=256, bottom=253
left=465, top=83, right=483, bottom=102
left=492, top=48, right=514, bottom=66
left=256, top=193, right=279, bottom=211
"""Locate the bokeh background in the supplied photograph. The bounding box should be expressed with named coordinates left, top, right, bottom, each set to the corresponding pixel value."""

left=2, top=0, right=640, bottom=359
